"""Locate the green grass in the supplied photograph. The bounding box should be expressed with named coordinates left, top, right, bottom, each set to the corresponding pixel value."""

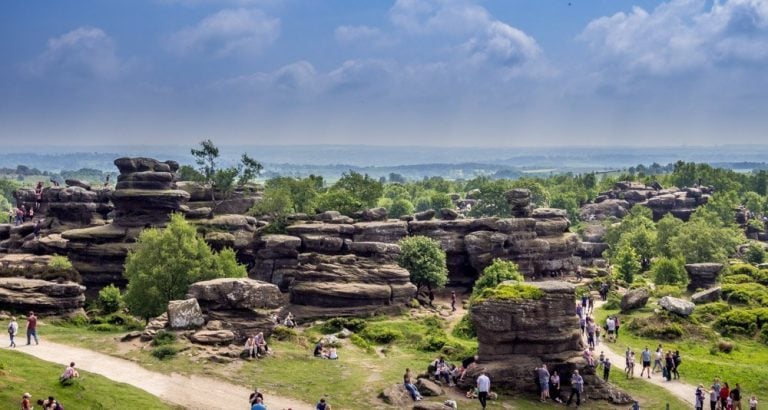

left=0, top=349, right=174, bottom=410
left=596, top=304, right=768, bottom=396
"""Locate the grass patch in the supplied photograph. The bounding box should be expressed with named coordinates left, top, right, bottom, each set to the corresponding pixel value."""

left=472, top=283, right=544, bottom=302
left=0, top=349, right=173, bottom=409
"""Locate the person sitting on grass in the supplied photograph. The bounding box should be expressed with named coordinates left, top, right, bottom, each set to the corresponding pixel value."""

left=254, top=332, right=268, bottom=356
left=60, top=362, right=79, bottom=384
left=313, top=340, right=324, bottom=358
left=328, top=347, right=338, bottom=360
left=245, top=335, right=257, bottom=359
left=283, top=312, right=296, bottom=328
left=21, top=393, right=32, bottom=410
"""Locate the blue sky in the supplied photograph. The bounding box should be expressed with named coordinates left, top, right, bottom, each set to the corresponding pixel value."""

left=1, top=0, right=767, bottom=147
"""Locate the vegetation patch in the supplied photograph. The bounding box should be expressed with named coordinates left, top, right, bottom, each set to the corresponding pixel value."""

left=472, top=283, right=543, bottom=303
left=318, top=317, right=367, bottom=334
left=151, top=330, right=177, bottom=347
left=626, top=311, right=712, bottom=340
left=721, top=283, right=768, bottom=306
left=151, top=345, right=179, bottom=360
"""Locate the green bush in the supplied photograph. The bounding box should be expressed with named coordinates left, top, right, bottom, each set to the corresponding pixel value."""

left=418, top=335, right=448, bottom=352
left=151, top=345, right=178, bottom=360
left=626, top=315, right=685, bottom=339
left=714, top=309, right=758, bottom=336
left=48, top=255, right=74, bottom=270
left=651, top=257, right=688, bottom=286
left=271, top=325, right=298, bottom=341
left=722, top=274, right=754, bottom=284
left=761, top=326, right=768, bottom=345
left=745, top=243, right=766, bottom=265
left=653, top=285, right=683, bottom=298
left=451, top=314, right=476, bottom=339
left=721, top=283, right=768, bottom=306
left=360, top=327, right=403, bottom=344
left=472, top=283, right=543, bottom=302
left=603, top=292, right=622, bottom=310
left=472, top=259, right=523, bottom=297
left=693, top=302, right=731, bottom=322
left=440, top=342, right=475, bottom=362
left=152, top=330, right=177, bottom=347
left=319, top=317, right=367, bottom=334
left=350, top=334, right=373, bottom=353
left=421, top=316, right=443, bottom=330
left=97, top=284, right=123, bottom=314
left=729, top=263, right=759, bottom=278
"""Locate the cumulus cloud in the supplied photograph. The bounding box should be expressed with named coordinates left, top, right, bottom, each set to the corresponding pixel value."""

left=581, top=0, right=768, bottom=75
left=169, top=8, right=280, bottom=57
left=334, top=25, right=391, bottom=46
left=389, top=0, right=490, bottom=34
left=215, top=60, right=318, bottom=92
left=25, top=27, right=124, bottom=80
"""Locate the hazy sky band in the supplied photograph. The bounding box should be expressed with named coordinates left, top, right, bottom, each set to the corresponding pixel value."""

left=1, top=0, right=767, bottom=146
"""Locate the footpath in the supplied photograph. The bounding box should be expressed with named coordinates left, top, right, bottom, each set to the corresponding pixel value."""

left=7, top=341, right=312, bottom=410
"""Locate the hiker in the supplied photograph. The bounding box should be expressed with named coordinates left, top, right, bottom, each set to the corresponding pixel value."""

left=625, top=351, right=635, bottom=379
left=640, top=347, right=652, bottom=379
left=587, top=293, right=595, bottom=314
left=731, top=383, right=742, bottom=410
left=614, top=315, right=621, bottom=339
left=8, top=316, right=18, bottom=347
left=598, top=351, right=605, bottom=369
left=7, top=207, right=14, bottom=224
left=26, top=311, right=38, bottom=345
left=566, top=369, right=584, bottom=407
left=451, top=291, right=457, bottom=312
left=249, top=388, right=264, bottom=405
left=537, top=364, right=550, bottom=402
left=403, top=368, right=423, bottom=401
left=603, top=357, right=611, bottom=381
left=721, top=383, right=731, bottom=410
left=60, top=361, right=80, bottom=383
left=283, top=312, right=296, bottom=328
left=250, top=396, right=266, bottom=410
left=477, top=371, right=490, bottom=410
left=316, top=398, right=329, bottom=410
left=34, top=181, right=43, bottom=209
left=652, top=345, right=663, bottom=373
left=579, top=315, right=586, bottom=335
left=550, top=370, right=563, bottom=403
left=710, top=385, right=719, bottom=410
left=244, top=336, right=257, bottom=359
left=664, top=351, right=675, bottom=382
left=672, top=350, right=681, bottom=379
left=33, top=220, right=41, bottom=240
left=606, top=316, right=616, bottom=342
left=696, top=384, right=706, bottom=410
left=21, top=393, right=32, bottom=410
left=586, top=317, right=596, bottom=349
left=15, top=207, right=23, bottom=225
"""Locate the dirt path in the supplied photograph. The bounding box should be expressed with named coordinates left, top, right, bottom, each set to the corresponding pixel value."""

left=7, top=341, right=313, bottom=410
left=590, top=299, right=697, bottom=406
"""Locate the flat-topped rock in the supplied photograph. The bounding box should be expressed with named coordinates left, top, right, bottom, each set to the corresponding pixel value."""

left=691, top=287, right=722, bottom=304
left=186, top=278, right=282, bottom=310
left=0, top=278, right=85, bottom=314
left=659, top=296, right=695, bottom=316
left=114, top=157, right=179, bottom=174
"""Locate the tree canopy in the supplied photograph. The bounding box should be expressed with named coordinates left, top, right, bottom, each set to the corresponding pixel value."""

left=397, top=236, right=448, bottom=292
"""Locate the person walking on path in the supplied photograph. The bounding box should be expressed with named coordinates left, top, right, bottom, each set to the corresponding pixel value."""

left=477, top=372, right=490, bottom=410
left=26, top=311, right=38, bottom=345
left=8, top=316, right=18, bottom=347
left=640, top=347, right=652, bottom=379
left=451, top=291, right=457, bottom=312
left=720, top=383, right=731, bottom=410
left=603, top=358, right=611, bottom=381
left=696, top=384, right=706, bottom=410
left=672, top=350, right=682, bottom=380
left=566, top=369, right=584, bottom=407
left=731, top=383, right=742, bottom=410
left=664, top=351, right=675, bottom=382
left=653, top=345, right=663, bottom=373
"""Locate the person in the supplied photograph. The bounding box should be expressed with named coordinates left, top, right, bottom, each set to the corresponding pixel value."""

left=328, top=347, right=338, bottom=360
left=640, top=346, right=652, bottom=379
left=459, top=354, right=478, bottom=381
left=696, top=384, right=706, bottom=410
left=33, top=220, right=41, bottom=240
left=606, top=316, right=616, bottom=342
left=7, top=207, right=14, bottom=224
left=316, top=398, right=329, bottom=410
left=598, top=351, right=605, bottom=369
left=672, top=350, right=681, bottom=379
left=603, top=357, right=611, bottom=381
left=721, top=382, right=731, bottom=410
left=8, top=316, right=18, bottom=348
left=21, top=393, right=32, bottom=410
left=269, top=312, right=279, bottom=325
left=732, top=383, right=742, bottom=410
left=587, top=293, right=595, bottom=314
left=595, top=324, right=601, bottom=346
left=537, top=364, right=550, bottom=402
left=60, top=361, right=80, bottom=383
left=403, top=368, right=422, bottom=401
left=550, top=371, right=562, bottom=403
left=614, top=315, right=621, bottom=339
left=664, top=351, right=675, bottom=382
left=476, top=372, right=490, bottom=410
left=579, top=315, right=586, bottom=335
left=43, top=396, right=63, bottom=410
left=710, top=385, right=720, bottom=410
left=255, top=332, right=268, bottom=356
left=26, top=311, right=38, bottom=345
left=249, top=388, right=264, bottom=405
left=566, top=369, right=584, bottom=407
left=653, top=345, right=663, bottom=373
left=576, top=303, right=583, bottom=319
left=581, top=293, right=588, bottom=310
left=586, top=317, right=596, bottom=349
left=313, top=341, right=324, bottom=358
left=250, top=396, right=266, bottom=410
left=35, top=181, right=44, bottom=209
left=435, top=358, right=451, bottom=385
left=749, top=395, right=758, bottom=410
left=451, top=291, right=457, bottom=312
left=283, top=312, right=296, bottom=328
left=626, top=351, right=635, bottom=379
left=583, top=349, right=594, bottom=367
left=245, top=336, right=257, bottom=359
left=15, top=207, right=24, bottom=225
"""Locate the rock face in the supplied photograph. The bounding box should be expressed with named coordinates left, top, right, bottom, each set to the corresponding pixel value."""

left=659, top=296, right=695, bottom=316
left=466, top=281, right=631, bottom=404
left=167, top=298, right=205, bottom=329
left=177, top=181, right=262, bottom=217
left=63, top=158, right=189, bottom=290
left=620, top=288, right=650, bottom=312
left=691, top=287, right=722, bottom=304
left=0, top=278, right=85, bottom=315
left=685, top=263, right=723, bottom=291
left=581, top=181, right=712, bottom=222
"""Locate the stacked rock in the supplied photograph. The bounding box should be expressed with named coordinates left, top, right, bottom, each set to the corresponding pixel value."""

left=0, top=277, right=86, bottom=315
left=63, top=158, right=189, bottom=291
left=13, top=184, right=112, bottom=228
left=685, top=263, right=723, bottom=291
left=506, top=189, right=533, bottom=217
left=177, top=181, right=262, bottom=217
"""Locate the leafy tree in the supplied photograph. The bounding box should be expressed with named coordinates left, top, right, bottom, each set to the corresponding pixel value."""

left=190, top=139, right=263, bottom=205
left=383, top=184, right=411, bottom=201
left=651, top=257, right=688, bottom=286
left=314, top=189, right=363, bottom=215
left=333, top=171, right=383, bottom=208
left=397, top=236, right=448, bottom=292
left=467, top=179, right=515, bottom=217
left=429, top=192, right=453, bottom=211
left=472, top=259, right=523, bottom=297
left=655, top=214, right=684, bottom=258
left=614, top=242, right=641, bottom=284
left=123, top=214, right=246, bottom=320
left=414, top=196, right=432, bottom=212
left=177, top=165, right=204, bottom=182
left=703, top=191, right=740, bottom=226
left=743, top=191, right=766, bottom=215
left=745, top=243, right=766, bottom=265
left=667, top=212, right=743, bottom=264
left=97, top=284, right=124, bottom=314
left=0, top=179, right=20, bottom=205
left=549, top=193, right=581, bottom=223
left=388, top=198, right=415, bottom=218
left=604, top=207, right=655, bottom=259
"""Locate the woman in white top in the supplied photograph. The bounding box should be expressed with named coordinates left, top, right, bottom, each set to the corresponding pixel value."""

left=8, top=316, right=18, bottom=348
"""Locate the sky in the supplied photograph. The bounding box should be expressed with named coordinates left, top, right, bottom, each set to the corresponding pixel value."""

left=1, top=0, right=768, bottom=147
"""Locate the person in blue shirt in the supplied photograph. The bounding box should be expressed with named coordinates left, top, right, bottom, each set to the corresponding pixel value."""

left=251, top=396, right=267, bottom=410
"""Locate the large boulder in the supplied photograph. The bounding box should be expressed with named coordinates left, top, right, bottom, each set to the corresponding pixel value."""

left=416, top=378, right=443, bottom=396
left=167, top=298, right=205, bottom=330
left=379, top=384, right=412, bottom=407
left=685, top=263, right=723, bottom=291
left=0, top=278, right=85, bottom=315
left=691, top=287, right=722, bottom=304
left=189, top=329, right=235, bottom=345
left=620, top=288, right=650, bottom=312
left=659, top=296, right=695, bottom=316
left=186, top=278, right=282, bottom=310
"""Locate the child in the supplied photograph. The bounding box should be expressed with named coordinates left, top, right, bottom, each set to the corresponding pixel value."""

left=727, top=395, right=734, bottom=410
left=750, top=395, right=758, bottom=410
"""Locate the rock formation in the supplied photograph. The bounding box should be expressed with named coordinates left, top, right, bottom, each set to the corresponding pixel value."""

left=0, top=277, right=85, bottom=315
left=685, top=263, right=723, bottom=291
left=581, top=181, right=712, bottom=222
left=659, top=296, right=695, bottom=316
left=691, top=287, right=721, bottom=304
left=177, top=181, right=262, bottom=216
left=620, top=288, right=650, bottom=312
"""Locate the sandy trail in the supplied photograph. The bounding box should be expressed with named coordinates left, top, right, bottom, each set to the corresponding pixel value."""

left=7, top=341, right=313, bottom=410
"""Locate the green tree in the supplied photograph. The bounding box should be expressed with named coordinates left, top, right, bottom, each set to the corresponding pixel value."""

left=650, top=257, right=688, bottom=286
left=123, top=214, right=246, bottom=320
left=177, top=165, right=204, bottom=182
left=388, top=198, right=415, bottom=218
left=97, top=284, right=124, bottom=314
left=334, top=171, right=383, bottom=208
left=667, top=213, right=743, bottom=264
left=743, top=191, right=766, bottom=215
left=745, top=243, right=766, bottom=265
left=614, top=242, right=641, bottom=284
left=655, top=214, right=684, bottom=258
left=703, top=191, right=740, bottom=226
left=429, top=192, right=453, bottom=211
left=190, top=139, right=263, bottom=205
left=472, top=259, right=523, bottom=297
left=314, top=189, right=363, bottom=215
left=604, top=207, right=656, bottom=260
left=397, top=236, right=448, bottom=292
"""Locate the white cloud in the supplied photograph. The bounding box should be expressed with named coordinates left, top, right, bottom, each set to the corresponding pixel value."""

left=25, top=27, right=124, bottom=80
left=334, top=25, right=391, bottom=46
left=581, top=0, right=768, bottom=75
left=389, top=0, right=490, bottom=34
left=169, top=8, right=280, bottom=57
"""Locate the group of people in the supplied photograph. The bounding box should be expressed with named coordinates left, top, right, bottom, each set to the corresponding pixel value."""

left=244, top=332, right=269, bottom=359
left=7, top=311, right=39, bottom=347
left=428, top=355, right=476, bottom=387
left=20, top=394, right=65, bottom=410
left=535, top=364, right=586, bottom=407
left=312, top=340, right=338, bottom=360
left=249, top=388, right=334, bottom=410
left=695, top=380, right=758, bottom=410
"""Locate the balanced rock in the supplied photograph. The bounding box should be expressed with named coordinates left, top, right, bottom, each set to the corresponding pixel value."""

left=685, top=263, right=723, bottom=291
left=414, top=209, right=435, bottom=221
left=65, top=179, right=91, bottom=190
left=620, top=288, right=650, bottom=312
left=659, top=296, right=695, bottom=316
left=186, top=278, right=282, bottom=310
left=167, top=298, right=205, bottom=329
left=691, top=287, right=722, bottom=304
left=361, top=207, right=388, bottom=222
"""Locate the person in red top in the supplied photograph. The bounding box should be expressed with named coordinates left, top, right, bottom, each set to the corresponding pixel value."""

left=21, top=393, right=32, bottom=410
left=721, top=382, right=731, bottom=410
left=26, top=311, right=38, bottom=345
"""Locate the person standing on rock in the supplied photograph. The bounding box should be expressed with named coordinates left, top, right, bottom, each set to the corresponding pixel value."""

left=8, top=316, right=18, bottom=347
left=476, top=372, right=490, bottom=410
left=603, top=358, right=611, bottom=381
left=566, top=369, right=584, bottom=407
left=640, top=347, right=652, bottom=379
left=26, top=311, right=38, bottom=345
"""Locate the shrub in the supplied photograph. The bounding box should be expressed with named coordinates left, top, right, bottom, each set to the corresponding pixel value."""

left=625, top=315, right=685, bottom=339
left=721, top=283, right=768, bottom=306
left=472, top=259, right=523, bottom=297
left=653, top=285, right=683, bottom=298
left=388, top=198, right=415, bottom=218
left=151, top=345, right=178, bottom=360
left=152, top=330, right=177, bottom=347
left=714, top=309, right=758, bottom=336
left=271, top=325, right=298, bottom=341
left=421, top=316, right=443, bottom=330
left=472, top=283, right=543, bottom=302
left=418, top=335, right=448, bottom=352
left=319, top=317, right=367, bottom=334
left=451, top=314, right=476, bottom=339
left=761, top=326, right=768, bottom=345
left=651, top=257, right=688, bottom=286
left=97, top=284, right=123, bottom=314
left=361, top=327, right=403, bottom=344
left=350, top=334, right=373, bottom=353
left=693, top=302, right=731, bottom=322
left=89, top=323, right=119, bottom=332
left=745, top=243, right=766, bottom=265
left=722, top=274, right=753, bottom=284
left=440, top=342, right=475, bottom=362
left=48, top=255, right=74, bottom=270
left=729, top=263, right=759, bottom=278
left=603, top=292, right=622, bottom=310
